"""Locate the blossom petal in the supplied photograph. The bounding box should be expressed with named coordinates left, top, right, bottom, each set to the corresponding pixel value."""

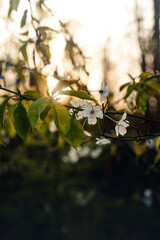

left=118, top=125, right=127, bottom=136
left=69, top=108, right=74, bottom=115
left=121, top=113, right=127, bottom=121
left=101, top=81, right=105, bottom=91
left=94, top=110, right=103, bottom=119
left=115, top=125, right=119, bottom=136
left=70, top=99, right=79, bottom=108
left=83, top=109, right=91, bottom=117
left=84, top=130, right=91, bottom=137
left=76, top=111, right=84, bottom=120
left=122, top=120, right=129, bottom=128
left=84, top=102, right=92, bottom=110
left=88, top=116, right=97, bottom=125
left=100, top=94, right=104, bottom=102
left=96, top=137, right=111, bottom=145
left=80, top=99, right=86, bottom=107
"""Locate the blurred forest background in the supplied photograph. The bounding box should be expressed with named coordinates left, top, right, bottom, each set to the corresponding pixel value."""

left=0, top=0, right=160, bottom=239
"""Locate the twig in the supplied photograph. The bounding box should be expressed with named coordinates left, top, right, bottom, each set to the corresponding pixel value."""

left=0, top=87, right=36, bottom=101
left=107, top=111, right=160, bottom=124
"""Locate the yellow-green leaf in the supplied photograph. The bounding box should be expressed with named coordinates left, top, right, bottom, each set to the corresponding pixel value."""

left=19, top=43, right=28, bottom=62
left=136, top=89, right=148, bottom=115
left=52, top=102, right=70, bottom=136
left=0, top=97, right=11, bottom=127
left=52, top=80, right=79, bottom=95
left=144, top=80, right=160, bottom=95
left=154, top=151, right=160, bottom=166
left=156, top=137, right=160, bottom=151
left=13, top=105, right=30, bottom=140
left=65, top=118, right=84, bottom=149
left=58, top=90, right=95, bottom=101
left=139, top=72, right=152, bottom=81
left=27, top=98, right=48, bottom=129
left=24, top=90, right=42, bottom=100
left=21, top=9, right=28, bottom=28
left=8, top=0, right=20, bottom=16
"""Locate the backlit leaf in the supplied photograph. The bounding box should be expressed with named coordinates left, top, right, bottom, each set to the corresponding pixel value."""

left=119, top=82, right=130, bottom=91
left=65, top=118, right=84, bottom=149
left=156, top=137, right=160, bottom=151
left=136, top=89, right=148, bottom=115
left=8, top=0, right=20, bottom=16
left=19, top=43, right=28, bottom=62
left=52, top=102, right=70, bottom=136
left=13, top=105, right=30, bottom=140
left=52, top=80, right=79, bottom=95
left=124, top=85, right=136, bottom=99
left=27, top=98, right=48, bottom=129
left=0, top=97, right=11, bottom=127
left=58, top=90, right=95, bottom=101
left=154, top=151, right=160, bottom=166
left=139, top=72, right=152, bottom=81
left=40, top=104, right=52, bottom=121
left=21, top=9, right=28, bottom=28
left=144, top=80, right=160, bottom=95
left=24, top=90, right=42, bottom=100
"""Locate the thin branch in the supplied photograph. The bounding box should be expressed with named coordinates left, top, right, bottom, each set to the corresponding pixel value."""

left=107, top=111, right=160, bottom=124
left=145, top=74, right=160, bottom=80
left=0, top=87, right=36, bottom=101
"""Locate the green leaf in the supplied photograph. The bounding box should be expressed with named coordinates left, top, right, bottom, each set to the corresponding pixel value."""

left=65, top=118, right=84, bottom=149
left=21, top=9, right=28, bottom=28
left=36, top=43, right=50, bottom=65
left=128, top=73, right=135, bottom=81
left=156, top=137, right=160, bottom=151
left=119, top=82, right=130, bottom=91
left=27, top=98, right=48, bottom=129
left=58, top=90, right=95, bottom=101
left=40, top=104, right=52, bottom=121
left=8, top=0, right=20, bottom=16
left=52, top=102, right=70, bottom=136
left=13, top=105, right=30, bottom=140
left=24, top=90, right=42, bottom=100
left=19, top=43, right=28, bottom=62
left=20, top=31, right=29, bottom=36
left=144, top=80, right=160, bottom=95
left=124, top=85, right=136, bottom=99
left=52, top=80, right=79, bottom=95
left=154, top=151, right=160, bottom=166
left=0, top=97, right=11, bottom=127
left=0, top=140, right=6, bottom=147
left=38, top=26, right=59, bottom=33
left=42, top=44, right=51, bottom=58
left=52, top=80, right=78, bottom=95
left=136, top=89, right=148, bottom=115
left=139, top=72, right=152, bottom=81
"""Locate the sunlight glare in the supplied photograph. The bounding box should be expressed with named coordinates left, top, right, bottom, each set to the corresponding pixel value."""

left=47, top=76, right=59, bottom=95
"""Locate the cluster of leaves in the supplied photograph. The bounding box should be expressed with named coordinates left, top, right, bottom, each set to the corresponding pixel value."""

left=0, top=78, right=96, bottom=149
left=120, top=72, right=160, bottom=115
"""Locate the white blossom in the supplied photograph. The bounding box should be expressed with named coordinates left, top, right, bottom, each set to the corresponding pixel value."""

left=99, top=81, right=109, bottom=102
left=115, top=113, right=129, bottom=136
left=83, top=103, right=103, bottom=125
left=96, top=137, right=111, bottom=145
left=90, top=148, right=103, bottom=158
left=70, top=99, right=79, bottom=108
left=84, top=130, right=91, bottom=137
left=62, top=147, right=79, bottom=163
left=69, top=99, right=86, bottom=120
left=142, top=189, right=153, bottom=207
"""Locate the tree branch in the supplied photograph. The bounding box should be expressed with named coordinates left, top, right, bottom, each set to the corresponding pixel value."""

left=0, top=87, right=36, bottom=101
